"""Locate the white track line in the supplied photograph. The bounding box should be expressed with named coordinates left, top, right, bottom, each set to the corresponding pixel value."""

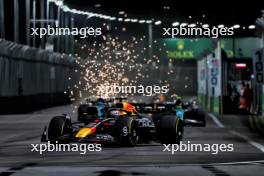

left=230, top=130, right=264, bottom=153
left=208, top=113, right=224, bottom=128
left=61, top=160, right=264, bottom=167
left=208, top=113, right=264, bottom=152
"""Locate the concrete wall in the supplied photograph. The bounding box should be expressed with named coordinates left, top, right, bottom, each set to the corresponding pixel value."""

left=0, top=39, right=79, bottom=113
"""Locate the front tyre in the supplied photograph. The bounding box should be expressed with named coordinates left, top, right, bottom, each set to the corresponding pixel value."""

left=48, top=116, right=72, bottom=143
left=197, top=109, right=206, bottom=127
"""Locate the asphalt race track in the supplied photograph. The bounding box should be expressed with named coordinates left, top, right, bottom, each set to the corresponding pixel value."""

left=1, top=104, right=264, bottom=176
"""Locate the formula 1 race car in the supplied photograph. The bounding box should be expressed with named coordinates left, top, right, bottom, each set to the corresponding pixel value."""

left=41, top=102, right=184, bottom=146
left=77, top=98, right=110, bottom=122
left=78, top=96, right=205, bottom=128
left=181, top=100, right=206, bottom=127
left=132, top=99, right=206, bottom=127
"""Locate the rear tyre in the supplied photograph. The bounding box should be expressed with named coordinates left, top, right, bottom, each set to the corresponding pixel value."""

left=48, top=116, right=71, bottom=143
left=117, top=116, right=138, bottom=146
left=197, top=109, right=206, bottom=127
left=158, top=115, right=183, bottom=144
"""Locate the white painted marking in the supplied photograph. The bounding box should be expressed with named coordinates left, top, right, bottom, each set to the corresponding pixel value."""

left=81, top=160, right=264, bottom=167
left=206, top=160, right=264, bottom=166
left=208, top=113, right=224, bottom=128
left=230, top=130, right=264, bottom=153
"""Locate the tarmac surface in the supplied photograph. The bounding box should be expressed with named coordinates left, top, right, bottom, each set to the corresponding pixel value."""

left=1, top=104, right=264, bottom=175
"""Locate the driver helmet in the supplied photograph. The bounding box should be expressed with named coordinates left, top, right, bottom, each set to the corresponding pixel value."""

left=175, top=99, right=183, bottom=108
left=121, top=102, right=137, bottom=114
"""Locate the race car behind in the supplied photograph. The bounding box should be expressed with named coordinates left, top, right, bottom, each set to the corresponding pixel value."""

left=132, top=99, right=206, bottom=127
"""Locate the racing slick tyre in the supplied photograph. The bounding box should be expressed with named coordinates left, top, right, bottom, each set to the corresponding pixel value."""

left=197, top=109, right=206, bottom=127
left=117, top=116, right=139, bottom=146
left=48, top=116, right=72, bottom=143
left=158, top=115, right=183, bottom=144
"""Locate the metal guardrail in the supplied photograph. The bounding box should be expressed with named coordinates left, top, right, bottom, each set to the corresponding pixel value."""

left=0, top=39, right=79, bottom=98
left=0, top=39, right=79, bottom=112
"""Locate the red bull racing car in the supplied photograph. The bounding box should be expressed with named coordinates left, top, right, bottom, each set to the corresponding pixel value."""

left=41, top=101, right=184, bottom=146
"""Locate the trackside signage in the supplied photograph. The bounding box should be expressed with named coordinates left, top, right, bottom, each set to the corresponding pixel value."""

left=157, top=38, right=259, bottom=59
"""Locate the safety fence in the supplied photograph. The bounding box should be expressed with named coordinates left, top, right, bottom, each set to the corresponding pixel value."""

left=0, top=39, right=79, bottom=113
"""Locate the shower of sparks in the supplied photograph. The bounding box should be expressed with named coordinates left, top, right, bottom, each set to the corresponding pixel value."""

left=65, top=30, right=179, bottom=103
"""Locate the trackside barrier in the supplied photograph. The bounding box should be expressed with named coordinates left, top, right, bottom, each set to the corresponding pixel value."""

left=0, top=39, right=79, bottom=113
